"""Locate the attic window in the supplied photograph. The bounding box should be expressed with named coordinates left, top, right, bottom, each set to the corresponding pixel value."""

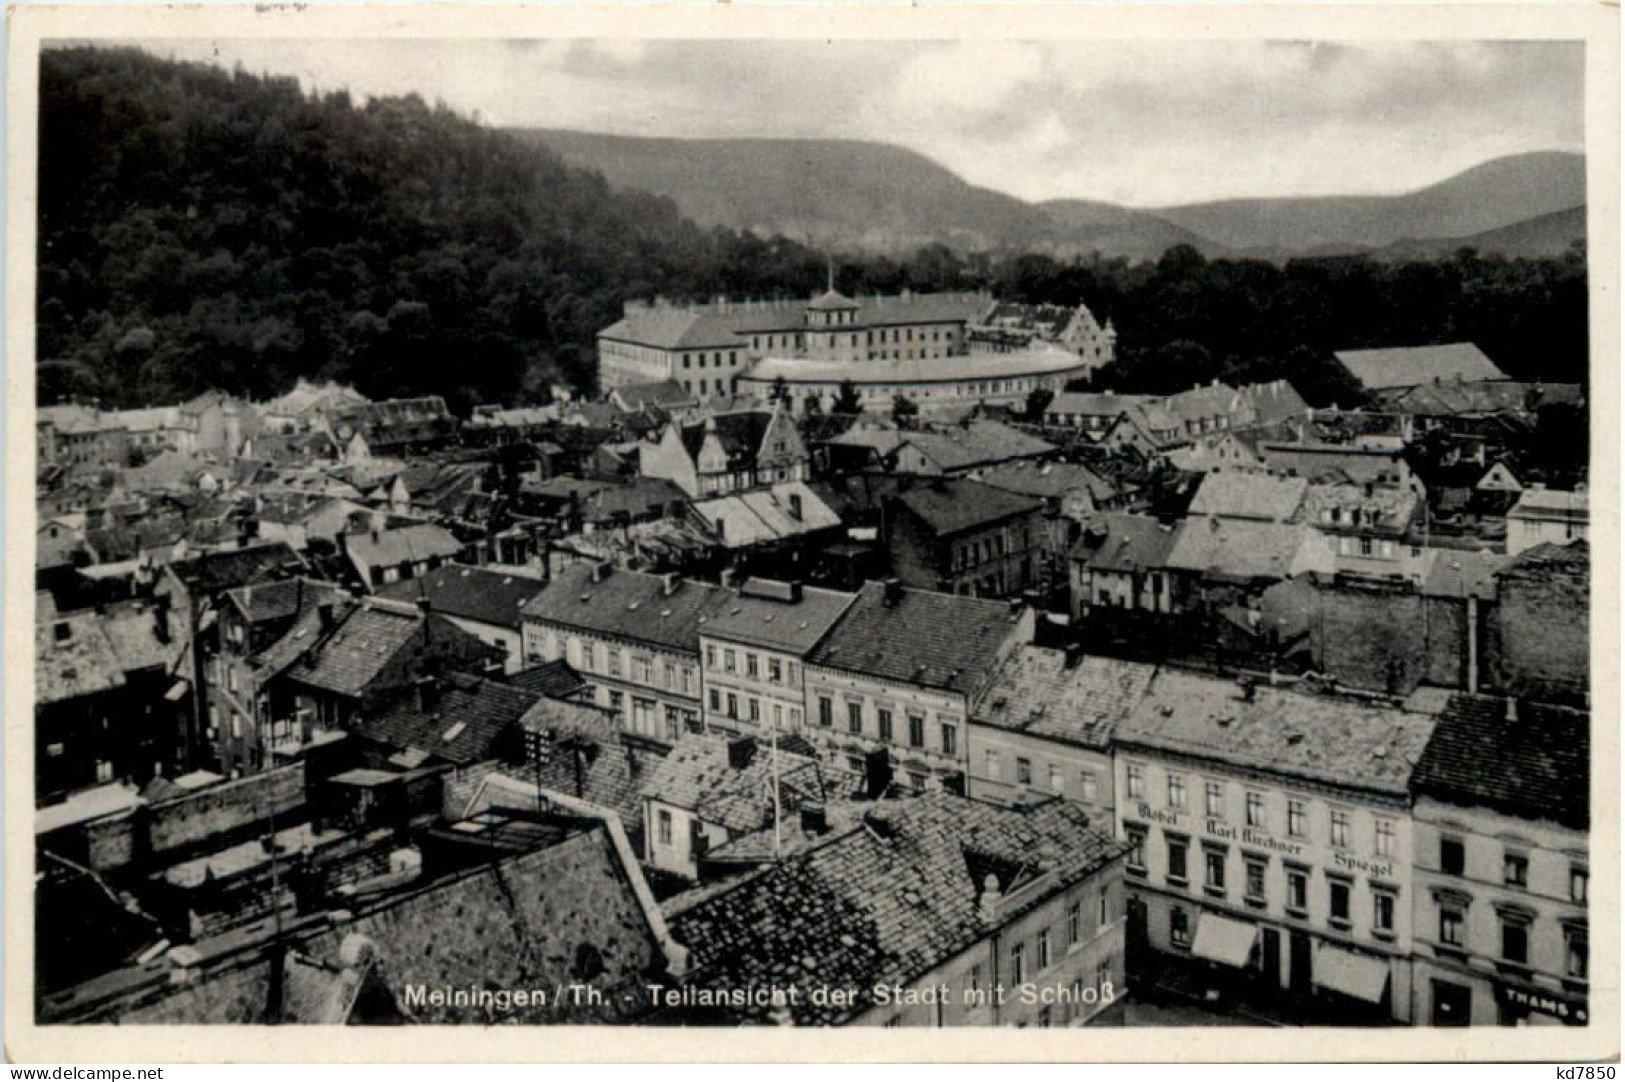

left=442, top=721, right=468, bottom=743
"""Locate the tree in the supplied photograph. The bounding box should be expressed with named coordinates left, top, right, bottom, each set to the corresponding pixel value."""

left=802, top=391, right=823, bottom=416
left=833, top=380, right=863, bottom=416
left=1024, top=386, right=1055, bottom=423
left=891, top=394, right=919, bottom=427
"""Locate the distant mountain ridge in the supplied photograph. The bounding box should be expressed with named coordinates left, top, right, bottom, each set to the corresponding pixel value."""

left=516, top=129, right=1585, bottom=262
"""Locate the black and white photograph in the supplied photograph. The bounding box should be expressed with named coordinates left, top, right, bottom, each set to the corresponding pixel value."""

left=7, top=2, right=1616, bottom=1065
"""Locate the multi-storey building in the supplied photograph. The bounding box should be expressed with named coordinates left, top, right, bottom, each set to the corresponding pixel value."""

left=696, top=578, right=854, bottom=735
left=968, top=644, right=1155, bottom=819
left=638, top=404, right=809, bottom=498
left=1114, top=669, right=1437, bottom=1023
left=882, top=476, right=1044, bottom=599
left=519, top=564, right=727, bottom=742
left=1409, top=694, right=1589, bottom=1026
left=802, top=580, right=1033, bottom=793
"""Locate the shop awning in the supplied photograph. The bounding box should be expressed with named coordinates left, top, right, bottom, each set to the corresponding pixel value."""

left=1190, top=912, right=1258, bottom=968
left=1315, top=944, right=1390, bottom=1004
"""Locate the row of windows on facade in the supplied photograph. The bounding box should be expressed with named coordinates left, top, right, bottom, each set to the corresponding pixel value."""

left=704, top=644, right=798, bottom=685
left=547, top=634, right=698, bottom=696
left=1434, top=834, right=1588, bottom=903
left=705, top=686, right=803, bottom=729
left=816, top=696, right=957, bottom=756
left=750, top=326, right=960, bottom=350
left=1432, top=897, right=1588, bottom=981
left=1124, top=763, right=1399, bottom=856
left=1135, top=830, right=1402, bottom=938
left=983, top=751, right=1102, bottom=803
left=954, top=531, right=1025, bottom=571
left=589, top=684, right=699, bottom=740
left=1005, top=891, right=1118, bottom=995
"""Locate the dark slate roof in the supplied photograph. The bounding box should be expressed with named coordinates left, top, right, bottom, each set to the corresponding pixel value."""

left=888, top=477, right=1041, bottom=537
left=972, top=646, right=1157, bottom=750
left=519, top=564, right=729, bottom=654
left=504, top=660, right=588, bottom=700
left=978, top=460, right=1119, bottom=504
left=612, top=380, right=699, bottom=410
left=699, top=582, right=856, bottom=653
left=280, top=604, right=471, bottom=699
left=1334, top=343, right=1508, bottom=390
left=807, top=582, right=1025, bottom=697
left=1119, top=668, right=1436, bottom=799
left=375, top=564, right=548, bottom=631
left=1069, top=513, right=1181, bottom=573
left=225, top=578, right=348, bottom=625
left=343, top=523, right=463, bottom=569
left=1411, top=694, right=1589, bottom=830
left=165, top=543, right=305, bottom=596
left=665, top=792, right=1127, bottom=1025
left=352, top=673, right=542, bottom=766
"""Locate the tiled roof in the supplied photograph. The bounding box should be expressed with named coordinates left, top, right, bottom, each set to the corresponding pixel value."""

left=584, top=477, right=688, bottom=523
left=165, top=543, right=305, bottom=596
left=280, top=604, right=451, bottom=699
left=978, top=460, right=1119, bottom=504
left=1411, top=694, right=1588, bottom=830
left=1235, top=380, right=1309, bottom=427
left=375, top=564, right=547, bottom=631
left=344, top=523, right=463, bottom=570
left=665, top=792, right=1126, bottom=1025
left=520, top=564, right=729, bottom=654
left=1069, top=513, right=1181, bottom=573
left=1502, top=538, right=1589, bottom=577
left=1119, top=668, right=1436, bottom=798
left=1258, top=443, right=1411, bottom=486
left=352, top=673, right=542, bottom=766
left=890, top=477, right=1042, bottom=536
left=612, top=380, right=698, bottom=410
left=1162, top=382, right=1255, bottom=428
left=1188, top=471, right=1308, bottom=522
left=1333, top=343, right=1507, bottom=390
left=1388, top=380, right=1583, bottom=416
left=973, top=646, right=1157, bottom=749
left=690, top=482, right=842, bottom=548
left=1166, top=517, right=1310, bottom=581
left=602, top=291, right=988, bottom=351
left=1294, top=481, right=1420, bottom=536
left=807, top=581, right=1025, bottom=697
left=643, top=734, right=826, bottom=834
left=1508, top=489, right=1588, bottom=520
left=100, top=603, right=185, bottom=674
left=699, top=581, right=856, bottom=653
left=741, top=346, right=1090, bottom=388
left=225, top=578, right=348, bottom=625
left=504, top=660, right=587, bottom=700
left=36, top=615, right=127, bottom=705
left=1046, top=391, right=1151, bottom=417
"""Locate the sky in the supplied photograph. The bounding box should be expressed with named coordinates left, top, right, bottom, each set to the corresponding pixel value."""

left=129, top=38, right=1584, bottom=207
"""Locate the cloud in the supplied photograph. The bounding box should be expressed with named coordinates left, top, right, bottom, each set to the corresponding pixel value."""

left=118, top=37, right=1584, bottom=206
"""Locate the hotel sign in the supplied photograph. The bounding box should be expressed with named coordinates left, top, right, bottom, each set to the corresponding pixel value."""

left=1132, top=804, right=1307, bottom=860
left=1495, top=982, right=1588, bottom=1025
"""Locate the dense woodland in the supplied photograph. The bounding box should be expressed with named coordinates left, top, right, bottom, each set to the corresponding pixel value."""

left=38, top=47, right=1591, bottom=413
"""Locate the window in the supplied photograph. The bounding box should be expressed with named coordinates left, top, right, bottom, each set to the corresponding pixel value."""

left=746, top=653, right=759, bottom=678
left=1504, top=852, right=1529, bottom=888
left=608, top=689, right=624, bottom=711
left=1037, top=929, right=1051, bottom=972
left=847, top=701, right=863, bottom=735
left=1125, top=825, right=1147, bottom=874
left=1571, top=866, right=1589, bottom=904
left=1375, top=818, right=1395, bottom=858
left=1167, top=836, right=1189, bottom=886
left=1067, top=902, right=1081, bottom=946
left=1010, top=942, right=1027, bottom=985
left=968, top=964, right=982, bottom=994
left=1205, top=781, right=1225, bottom=818
left=1330, top=809, right=1350, bottom=849
left=1286, top=867, right=1308, bottom=914
left=607, top=649, right=622, bottom=677
left=941, top=723, right=958, bottom=757
left=1016, top=757, right=1033, bottom=785
left=1099, top=889, right=1111, bottom=927
left=1440, top=907, right=1464, bottom=947
left=1167, top=772, right=1187, bottom=810
left=768, top=657, right=782, bottom=683
left=1501, top=918, right=1529, bottom=965
left=657, top=809, right=673, bottom=846
left=818, top=697, right=833, bottom=728
left=1080, top=770, right=1098, bottom=804
left=1170, top=908, right=1191, bottom=950
left=1566, top=928, right=1588, bottom=980
left=1329, top=879, right=1352, bottom=927
left=723, top=649, right=736, bottom=674
left=1245, top=857, right=1267, bottom=905
left=1047, top=763, right=1062, bottom=793
left=878, top=709, right=893, bottom=742
left=708, top=688, right=721, bottom=712
left=725, top=693, right=738, bottom=719
left=908, top=715, right=925, bottom=748
left=748, top=698, right=761, bottom=723
left=1372, top=889, right=1396, bottom=937
left=1204, top=847, right=1227, bottom=895
left=1126, top=763, right=1144, bottom=799
left=1286, top=799, right=1306, bottom=838
left=1359, top=536, right=1374, bottom=557
left=985, top=749, right=1001, bottom=781
left=1245, top=791, right=1264, bottom=828
left=1440, top=836, right=1465, bottom=876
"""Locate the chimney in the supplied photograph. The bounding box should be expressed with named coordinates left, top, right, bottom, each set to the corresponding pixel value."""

left=661, top=571, right=681, bottom=596
left=591, top=560, right=613, bottom=584
left=1504, top=696, right=1518, bottom=723
left=800, top=804, right=828, bottom=836
left=978, top=873, right=1003, bottom=922
left=1062, top=642, right=1086, bottom=670
left=415, top=674, right=438, bottom=713
left=727, top=735, right=757, bottom=770
left=882, top=578, right=904, bottom=607
left=863, top=747, right=893, bottom=799
left=153, top=597, right=172, bottom=644
left=415, top=596, right=432, bottom=618
left=318, top=602, right=336, bottom=632
left=53, top=620, right=71, bottom=643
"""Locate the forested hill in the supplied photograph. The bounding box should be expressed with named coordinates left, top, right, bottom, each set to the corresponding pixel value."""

left=35, top=47, right=853, bottom=410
